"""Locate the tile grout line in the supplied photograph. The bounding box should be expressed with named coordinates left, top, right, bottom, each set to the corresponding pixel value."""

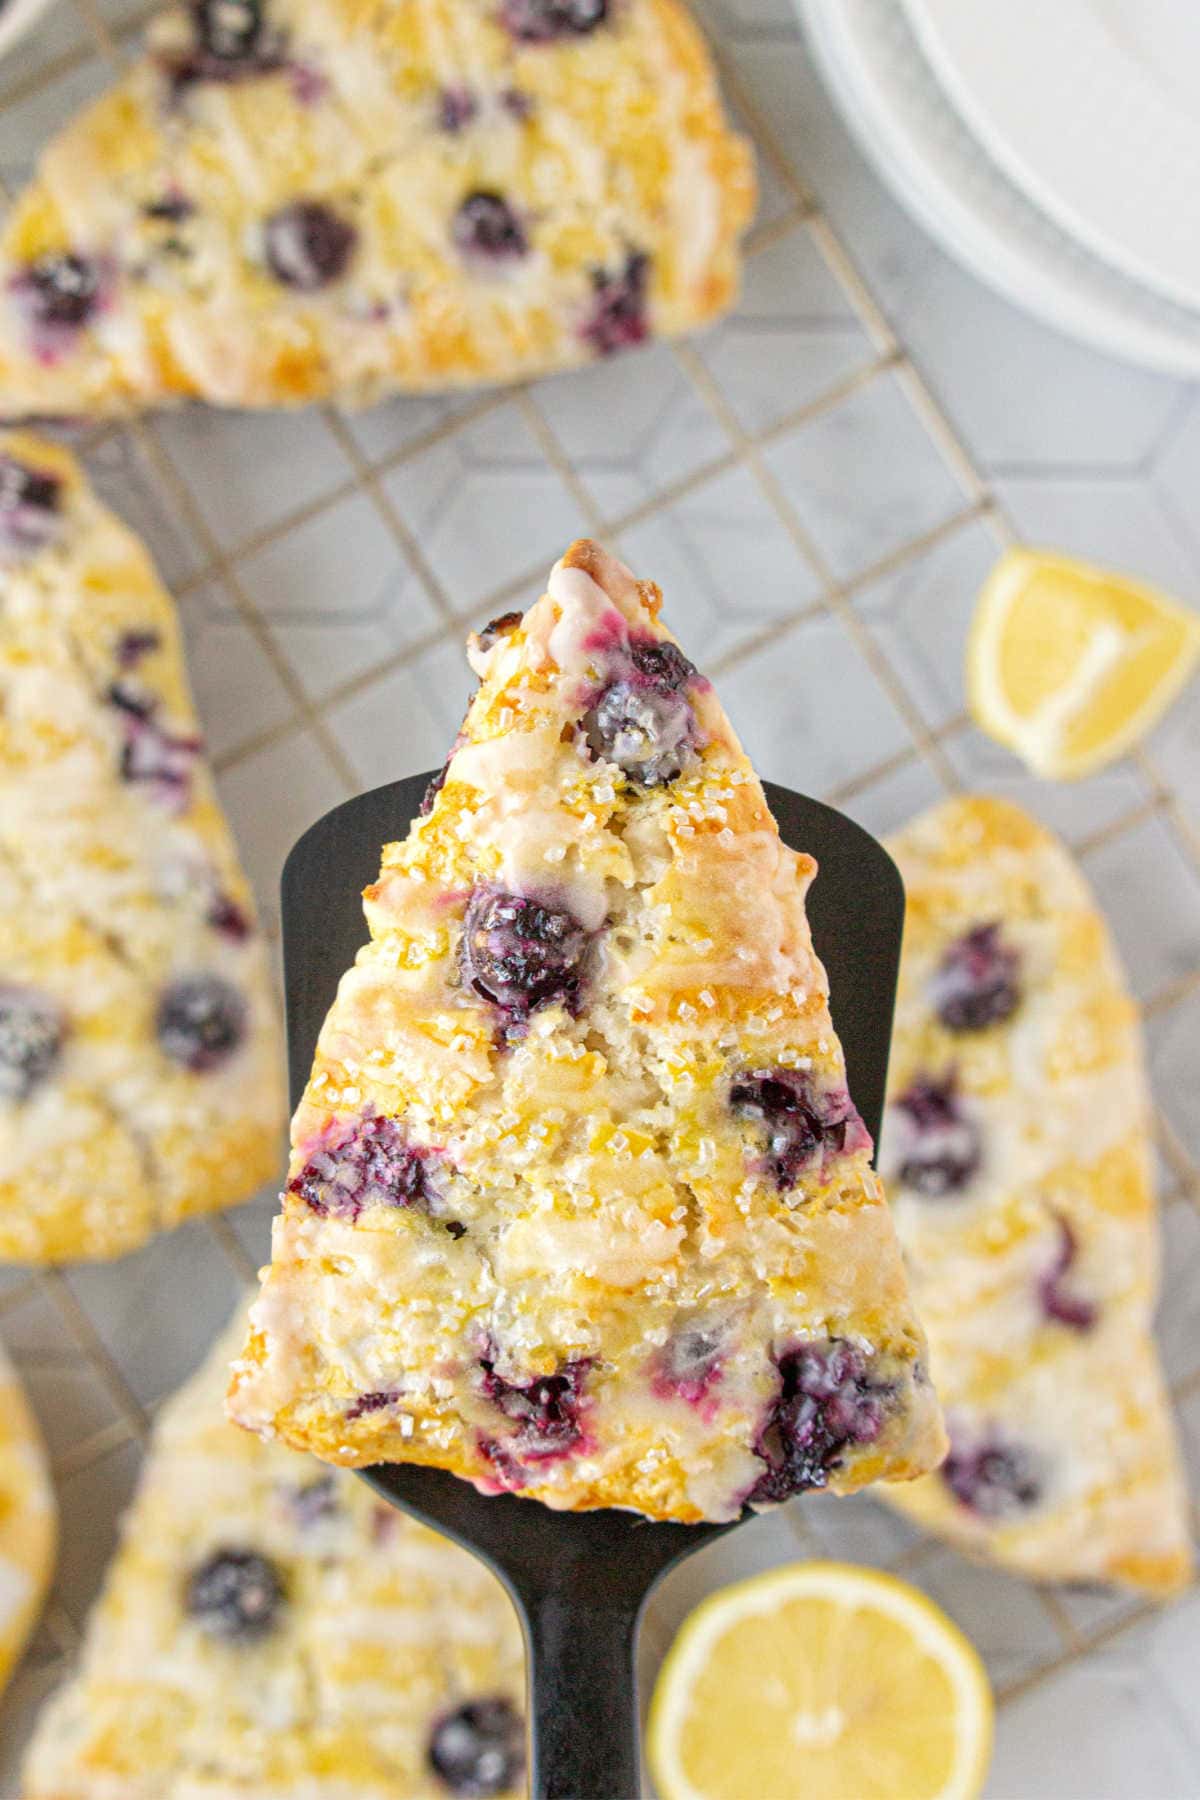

left=514, top=388, right=607, bottom=534
left=38, top=1271, right=149, bottom=1441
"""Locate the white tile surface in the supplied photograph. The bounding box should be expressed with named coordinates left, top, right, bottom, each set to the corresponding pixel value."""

left=152, top=408, right=354, bottom=553
left=178, top=580, right=296, bottom=763
left=764, top=371, right=969, bottom=581
left=324, top=637, right=474, bottom=790
left=213, top=726, right=349, bottom=931
left=1082, top=815, right=1200, bottom=1004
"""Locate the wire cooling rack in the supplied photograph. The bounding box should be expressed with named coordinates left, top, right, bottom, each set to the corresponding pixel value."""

left=1, top=0, right=1199, bottom=1790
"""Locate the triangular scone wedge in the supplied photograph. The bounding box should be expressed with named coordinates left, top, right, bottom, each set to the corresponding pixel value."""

left=0, top=1340, right=56, bottom=1700
left=229, top=539, right=943, bottom=1521
left=878, top=795, right=1193, bottom=1598
left=0, top=0, right=753, bottom=418
left=0, top=434, right=284, bottom=1261
left=24, top=1304, right=525, bottom=1800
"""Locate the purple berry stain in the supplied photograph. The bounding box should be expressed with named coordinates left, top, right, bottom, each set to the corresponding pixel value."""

left=459, top=888, right=590, bottom=1030
left=346, top=1389, right=401, bottom=1421
left=107, top=681, right=202, bottom=812
left=731, top=1067, right=870, bottom=1190
left=1039, top=1215, right=1097, bottom=1331
left=583, top=637, right=698, bottom=786
left=651, top=1323, right=724, bottom=1410
left=0, top=453, right=62, bottom=564
left=156, top=974, right=246, bottom=1072
left=439, top=85, right=477, bottom=130
left=931, top=922, right=1021, bottom=1033
left=891, top=1072, right=981, bottom=1198
left=428, top=1696, right=525, bottom=1798
left=207, top=891, right=252, bottom=941
left=453, top=191, right=527, bottom=262
left=289, top=1114, right=438, bottom=1222
left=942, top=1425, right=1042, bottom=1519
left=264, top=201, right=357, bottom=290
left=478, top=1355, right=591, bottom=1462
left=0, top=986, right=64, bottom=1102
left=582, top=251, right=650, bottom=356
left=114, top=628, right=161, bottom=668
left=748, top=1340, right=889, bottom=1503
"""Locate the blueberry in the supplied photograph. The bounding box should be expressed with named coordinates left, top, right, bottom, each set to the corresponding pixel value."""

left=931, top=922, right=1021, bottom=1034
left=749, top=1340, right=888, bottom=1503
left=194, top=0, right=263, bottom=60
left=459, top=888, right=590, bottom=1025
left=346, top=1389, right=400, bottom=1420
left=289, top=1473, right=339, bottom=1527
left=114, top=628, right=161, bottom=667
left=156, top=975, right=246, bottom=1072
left=479, top=1356, right=590, bottom=1459
left=453, top=192, right=527, bottom=261
left=14, top=253, right=100, bottom=331
left=108, top=682, right=202, bottom=810
left=1039, top=1216, right=1097, bottom=1331
left=0, top=987, right=64, bottom=1102
left=942, top=1427, right=1042, bottom=1519
left=731, top=1067, right=865, bottom=1190
left=581, top=250, right=650, bottom=356
left=288, top=1114, right=436, bottom=1222
left=583, top=640, right=698, bottom=786
left=264, top=201, right=357, bottom=290
left=476, top=609, right=522, bottom=653
left=143, top=193, right=194, bottom=223
left=206, top=891, right=252, bottom=941
left=439, top=86, right=477, bottom=131
left=428, top=1696, right=525, bottom=1797
left=500, top=0, right=606, bottom=41
left=0, top=454, right=62, bottom=563
left=891, top=1073, right=981, bottom=1198
left=185, top=1548, right=284, bottom=1641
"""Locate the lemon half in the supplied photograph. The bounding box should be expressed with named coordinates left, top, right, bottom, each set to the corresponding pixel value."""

left=647, top=1561, right=993, bottom=1800
left=967, top=547, right=1200, bottom=779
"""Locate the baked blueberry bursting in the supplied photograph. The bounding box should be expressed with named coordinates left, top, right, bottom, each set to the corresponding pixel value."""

left=582, top=250, right=650, bottom=356
left=428, top=1696, right=525, bottom=1798
left=14, top=252, right=101, bottom=330
left=460, top=889, right=590, bottom=1026
left=584, top=638, right=697, bottom=785
left=652, top=1324, right=723, bottom=1404
left=731, top=1067, right=866, bottom=1189
left=0, top=986, right=64, bottom=1102
left=289, top=1114, right=436, bottom=1222
left=1039, top=1216, right=1097, bottom=1331
left=186, top=1548, right=284, bottom=1641
left=108, top=683, right=202, bottom=810
left=207, top=891, right=252, bottom=941
left=0, top=453, right=62, bottom=563
left=264, top=201, right=357, bottom=290
left=892, top=1073, right=981, bottom=1198
left=346, top=1389, right=400, bottom=1420
left=500, top=0, right=606, bottom=40
left=156, top=974, right=246, bottom=1072
left=453, top=191, right=527, bottom=261
left=942, top=1429, right=1042, bottom=1519
left=479, top=1356, right=590, bottom=1459
left=931, top=922, right=1021, bottom=1033
left=749, top=1340, right=888, bottom=1502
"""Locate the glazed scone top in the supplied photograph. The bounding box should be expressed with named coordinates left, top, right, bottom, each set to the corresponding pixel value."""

left=0, top=0, right=754, bottom=416
left=0, top=1339, right=55, bottom=1700
left=879, top=795, right=1192, bottom=1596
left=230, top=539, right=944, bottom=1521
left=23, top=1306, right=525, bottom=1800
left=0, top=433, right=284, bottom=1261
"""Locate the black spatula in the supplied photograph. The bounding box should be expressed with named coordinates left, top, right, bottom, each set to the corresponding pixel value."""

left=281, top=773, right=904, bottom=1800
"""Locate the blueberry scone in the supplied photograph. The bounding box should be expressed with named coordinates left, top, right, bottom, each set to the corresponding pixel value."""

left=878, top=795, right=1193, bottom=1597
left=0, top=1340, right=55, bottom=1699
left=0, top=433, right=284, bottom=1262
left=229, top=539, right=944, bottom=1521
left=0, top=0, right=754, bottom=418
left=23, top=1304, right=526, bottom=1800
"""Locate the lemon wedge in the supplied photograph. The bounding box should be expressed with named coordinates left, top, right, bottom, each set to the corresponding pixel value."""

left=966, top=547, right=1200, bottom=778
left=647, top=1561, right=993, bottom=1800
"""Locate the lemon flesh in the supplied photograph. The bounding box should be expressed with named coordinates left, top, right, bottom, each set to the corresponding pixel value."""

left=647, top=1561, right=993, bottom=1800
left=967, top=547, right=1200, bottom=779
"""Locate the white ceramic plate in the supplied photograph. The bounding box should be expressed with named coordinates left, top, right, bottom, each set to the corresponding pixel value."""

left=901, top=0, right=1200, bottom=313
left=0, top=0, right=63, bottom=65
left=801, top=0, right=1200, bottom=377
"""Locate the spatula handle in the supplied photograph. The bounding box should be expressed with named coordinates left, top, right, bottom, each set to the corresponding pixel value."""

left=520, top=1588, right=642, bottom=1799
